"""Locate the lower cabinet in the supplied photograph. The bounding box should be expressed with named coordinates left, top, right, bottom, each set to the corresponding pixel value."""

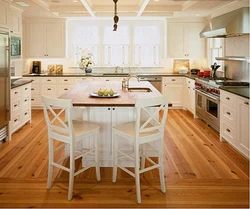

left=220, top=90, right=249, bottom=158
left=10, top=83, right=31, bottom=137
left=163, top=77, right=184, bottom=108
left=184, top=78, right=195, bottom=114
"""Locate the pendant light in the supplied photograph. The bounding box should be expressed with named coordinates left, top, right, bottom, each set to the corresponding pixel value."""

left=113, top=0, right=119, bottom=31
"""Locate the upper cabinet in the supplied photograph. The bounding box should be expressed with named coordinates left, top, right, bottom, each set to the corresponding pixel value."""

left=27, top=20, right=65, bottom=58
left=0, top=0, right=9, bottom=29
left=167, top=22, right=205, bottom=58
left=8, top=6, right=22, bottom=36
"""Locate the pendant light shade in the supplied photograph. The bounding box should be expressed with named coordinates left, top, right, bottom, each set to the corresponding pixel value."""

left=113, top=0, right=119, bottom=31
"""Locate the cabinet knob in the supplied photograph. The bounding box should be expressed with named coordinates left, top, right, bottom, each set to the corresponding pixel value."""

left=226, top=111, right=231, bottom=115
left=47, top=88, right=51, bottom=90
left=15, top=92, right=18, bottom=94
left=14, top=119, right=18, bottom=123
left=25, top=88, right=28, bottom=90
left=25, top=112, right=28, bottom=115
left=244, top=101, right=249, bottom=105
left=226, top=97, right=230, bottom=100
left=226, top=128, right=231, bottom=133
left=14, top=104, right=17, bottom=107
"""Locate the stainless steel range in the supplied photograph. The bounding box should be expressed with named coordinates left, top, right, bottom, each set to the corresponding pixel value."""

left=195, top=77, right=249, bottom=132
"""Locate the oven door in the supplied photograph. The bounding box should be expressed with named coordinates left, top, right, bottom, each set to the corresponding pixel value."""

left=195, top=89, right=220, bottom=131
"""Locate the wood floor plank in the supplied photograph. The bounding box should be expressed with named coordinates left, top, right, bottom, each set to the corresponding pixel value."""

left=0, top=109, right=248, bottom=207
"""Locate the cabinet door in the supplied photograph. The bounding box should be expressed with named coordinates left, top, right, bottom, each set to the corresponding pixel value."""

left=164, top=83, right=183, bottom=107
left=186, top=23, right=205, bottom=58
left=168, top=23, right=185, bottom=58
left=27, top=22, right=46, bottom=57
left=9, top=7, right=22, bottom=35
left=0, top=0, right=9, bottom=29
left=237, top=98, right=249, bottom=157
left=46, top=23, right=65, bottom=57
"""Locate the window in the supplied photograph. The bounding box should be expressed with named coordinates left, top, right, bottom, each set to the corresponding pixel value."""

left=208, top=38, right=224, bottom=67
left=67, top=19, right=165, bottom=67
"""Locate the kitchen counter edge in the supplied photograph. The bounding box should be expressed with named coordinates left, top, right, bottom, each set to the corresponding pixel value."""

left=11, top=80, right=33, bottom=89
left=220, top=86, right=250, bottom=99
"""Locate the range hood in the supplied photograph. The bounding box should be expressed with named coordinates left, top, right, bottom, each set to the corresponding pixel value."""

left=200, top=7, right=249, bottom=38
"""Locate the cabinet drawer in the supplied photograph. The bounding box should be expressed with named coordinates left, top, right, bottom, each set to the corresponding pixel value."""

left=31, top=95, right=41, bottom=106
left=30, top=78, right=40, bottom=84
left=23, top=95, right=31, bottom=109
left=58, top=85, right=73, bottom=95
left=12, top=114, right=21, bottom=132
left=22, top=84, right=31, bottom=96
left=186, top=78, right=195, bottom=87
left=22, top=108, right=31, bottom=123
left=220, top=91, right=237, bottom=106
left=221, top=122, right=235, bottom=144
left=164, top=77, right=184, bottom=84
left=11, top=98, right=21, bottom=116
left=221, top=103, right=236, bottom=125
left=11, top=88, right=21, bottom=100
left=41, top=77, right=57, bottom=84
left=41, top=85, right=57, bottom=95
left=31, top=84, right=40, bottom=94
left=58, top=77, right=75, bottom=84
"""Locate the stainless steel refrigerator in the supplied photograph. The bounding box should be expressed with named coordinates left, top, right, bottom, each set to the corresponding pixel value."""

left=0, top=31, right=10, bottom=142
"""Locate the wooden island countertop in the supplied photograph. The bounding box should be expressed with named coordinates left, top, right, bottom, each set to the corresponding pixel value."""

left=59, top=80, right=162, bottom=107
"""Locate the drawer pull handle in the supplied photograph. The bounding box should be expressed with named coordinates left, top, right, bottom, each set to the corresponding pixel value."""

left=14, top=119, right=18, bottom=122
left=47, top=79, right=51, bottom=81
left=64, top=88, right=68, bottom=90
left=15, top=92, right=18, bottom=94
left=226, top=112, right=231, bottom=115
left=31, top=99, right=34, bottom=101
left=226, top=128, right=231, bottom=133
left=25, top=112, right=28, bottom=115
left=47, top=88, right=51, bottom=90
left=64, top=79, right=68, bottom=81
left=226, top=97, right=230, bottom=100
left=25, top=99, right=28, bottom=102
left=14, top=104, right=17, bottom=107
left=172, top=79, right=176, bottom=81
left=31, top=88, right=34, bottom=90
left=244, top=102, right=249, bottom=105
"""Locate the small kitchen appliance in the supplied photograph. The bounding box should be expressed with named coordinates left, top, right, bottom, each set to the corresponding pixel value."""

left=32, top=61, right=41, bottom=74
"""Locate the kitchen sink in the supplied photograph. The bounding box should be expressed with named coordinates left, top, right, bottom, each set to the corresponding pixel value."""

left=127, top=87, right=152, bottom=92
left=103, top=73, right=129, bottom=76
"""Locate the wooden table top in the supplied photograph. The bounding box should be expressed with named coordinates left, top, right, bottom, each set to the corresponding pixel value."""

left=59, top=80, right=162, bottom=107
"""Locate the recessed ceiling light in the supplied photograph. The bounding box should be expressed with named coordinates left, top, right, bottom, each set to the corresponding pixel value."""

left=14, top=2, right=30, bottom=7
left=154, top=0, right=160, bottom=2
left=72, top=0, right=78, bottom=2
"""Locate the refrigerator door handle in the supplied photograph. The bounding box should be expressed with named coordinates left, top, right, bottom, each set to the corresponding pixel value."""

left=5, top=43, right=10, bottom=122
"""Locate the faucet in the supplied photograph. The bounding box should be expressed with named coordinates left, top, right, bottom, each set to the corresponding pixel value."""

left=125, top=73, right=140, bottom=89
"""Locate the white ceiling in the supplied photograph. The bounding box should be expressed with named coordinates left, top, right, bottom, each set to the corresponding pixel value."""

left=11, top=0, right=249, bottom=19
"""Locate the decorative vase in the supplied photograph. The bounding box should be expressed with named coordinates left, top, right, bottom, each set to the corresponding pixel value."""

left=85, top=67, right=92, bottom=74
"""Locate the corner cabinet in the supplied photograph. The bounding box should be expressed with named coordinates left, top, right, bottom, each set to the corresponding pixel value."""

left=27, top=20, right=65, bottom=58
left=220, top=90, right=249, bottom=158
left=167, top=22, right=205, bottom=58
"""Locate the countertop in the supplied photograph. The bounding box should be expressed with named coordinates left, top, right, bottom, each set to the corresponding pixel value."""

left=23, top=73, right=198, bottom=80
left=11, top=79, right=33, bottom=89
left=219, top=86, right=250, bottom=99
left=59, top=81, right=161, bottom=107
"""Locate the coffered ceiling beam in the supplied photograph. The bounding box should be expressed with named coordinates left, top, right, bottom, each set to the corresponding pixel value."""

left=144, top=5, right=183, bottom=12
left=50, top=6, right=86, bottom=13
left=137, top=0, right=150, bottom=17
left=31, top=0, right=51, bottom=12
left=93, top=5, right=139, bottom=12
left=80, top=0, right=95, bottom=17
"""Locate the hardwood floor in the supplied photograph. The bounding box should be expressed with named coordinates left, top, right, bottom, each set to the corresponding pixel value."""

left=0, top=109, right=249, bottom=208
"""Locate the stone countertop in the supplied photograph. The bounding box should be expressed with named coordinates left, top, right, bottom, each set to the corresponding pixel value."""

left=59, top=81, right=161, bottom=107
left=22, top=73, right=198, bottom=80
left=11, top=79, right=33, bottom=89
left=219, top=86, right=250, bottom=99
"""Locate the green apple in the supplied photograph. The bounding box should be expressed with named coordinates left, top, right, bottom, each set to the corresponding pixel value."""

left=109, top=89, right=114, bottom=96
left=103, top=89, right=109, bottom=96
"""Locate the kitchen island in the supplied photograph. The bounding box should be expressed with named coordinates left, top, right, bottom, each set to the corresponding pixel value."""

left=59, top=80, right=162, bottom=167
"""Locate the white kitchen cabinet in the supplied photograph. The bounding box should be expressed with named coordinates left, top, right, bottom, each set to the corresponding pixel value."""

left=220, top=90, right=249, bottom=158
left=27, top=20, right=65, bottom=58
left=10, top=83, right=31, bottom=136
left=184, top=78, right=195, bottom=114
left=0, top=0, right=9, bottom=29
left=8, top=6, right=22, bottom=36
left=167, top=22, right=205, bottom=58
left=163, top=77, right=184, bottom=108
left=237, top=97, right=249, bottom=157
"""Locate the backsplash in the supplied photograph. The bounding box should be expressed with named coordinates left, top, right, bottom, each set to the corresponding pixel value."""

left=224, top=35, right=250, bottom=82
